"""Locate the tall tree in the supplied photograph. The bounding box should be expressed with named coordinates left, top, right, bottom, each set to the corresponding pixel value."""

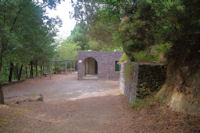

left=71, top=22, right=89, bottom=50
left=72, top=0, right=200, bottom=115
left=0, top=0, right=60, bottom=104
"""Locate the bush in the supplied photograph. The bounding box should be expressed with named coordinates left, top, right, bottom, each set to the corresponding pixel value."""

left=131, top=96, right=165, bottom=108
left=119, top=53, right=131, bottom=63
left=136, top=87, right=152, bottom=99
left=132, top=43, right=171, bottom=63
left=151, top=43, right=172, bottom=62
left=133, top=51, right=156, bottom=62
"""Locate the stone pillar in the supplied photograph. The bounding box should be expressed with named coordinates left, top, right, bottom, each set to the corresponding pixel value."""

left=120, top=62, right=138, bottom=103
left=120, top=62, right=166, bottom=103
left=120, top=63, right=125, bottom=94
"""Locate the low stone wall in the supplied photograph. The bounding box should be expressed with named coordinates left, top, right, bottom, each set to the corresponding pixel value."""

left=120, top=62, right=166, bottom=103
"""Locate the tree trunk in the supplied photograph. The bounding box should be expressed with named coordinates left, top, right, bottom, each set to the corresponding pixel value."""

left=0, top=53, right=2, bottom=72
left=0, top=53, right=3, bottom=103
left=35, top=62, right=38, bottom=77
left=0, top=40, right=4, bottom=104
left=0, top=84, right=4, bottom=104
left=8, top=62, right=14, bottom=82
left=157, top=43, right=200, bottom=116
left=15, top=63, right=19, bottom=80
left=40, top=65, right=43, bottom=76
left=0, top=40, right=3, bottom=72
left=25, top=66, right=28, bottom=78
left=30, top=61, right=33, bottom=78
left=17, top=64, right=23, bottom=80
left=54, top=62, right=57, bottom=74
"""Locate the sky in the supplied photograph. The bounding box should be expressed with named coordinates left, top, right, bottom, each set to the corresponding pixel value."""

left=46, top=1, right=76, bottom=40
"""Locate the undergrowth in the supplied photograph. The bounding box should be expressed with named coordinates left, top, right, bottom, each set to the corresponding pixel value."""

left=132, top=43, right=171, bottom=62
left=131, top=96, right=165, bottom=109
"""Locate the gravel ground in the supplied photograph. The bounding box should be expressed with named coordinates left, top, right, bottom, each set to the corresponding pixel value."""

left=1, top=73, right=134, bottom=133
left=0, top=72, right=199, bottom=133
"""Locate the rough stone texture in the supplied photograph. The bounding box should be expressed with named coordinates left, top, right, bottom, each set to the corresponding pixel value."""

left=120, top=62, right=166, bottom=103
left=78, top=52, right=123, bottom=80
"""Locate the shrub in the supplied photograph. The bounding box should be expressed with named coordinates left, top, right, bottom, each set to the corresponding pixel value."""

left=133, top=51, right=156, bottom=62
left=119, top=53, right=131, bottom=63
left=131, top=96, right=165, bottom=108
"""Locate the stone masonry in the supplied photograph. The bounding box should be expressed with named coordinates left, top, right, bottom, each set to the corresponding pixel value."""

left=78, top=52, right=123, bottom=80
left=120, top=62, right=166, bottom=103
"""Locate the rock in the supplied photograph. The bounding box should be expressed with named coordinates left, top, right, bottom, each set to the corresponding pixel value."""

left=37, top=94, right=43, bottom=102
left=5, top=94, right=44, bottom=104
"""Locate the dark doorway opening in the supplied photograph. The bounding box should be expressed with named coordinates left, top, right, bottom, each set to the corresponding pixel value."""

left=84, top=57, right=98, bottom=75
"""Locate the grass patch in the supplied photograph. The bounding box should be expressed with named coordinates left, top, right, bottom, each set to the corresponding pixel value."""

left=119, top=53, right=131, bottom=63
left=32, top=92, right=36, bottom=96
left=0, top=119, right=8, bottom=125
left=131, top=96, right=165, bottom=109
left=133, top=51, right=157, bottom=62
left=9, top=110, right=29, bottom=119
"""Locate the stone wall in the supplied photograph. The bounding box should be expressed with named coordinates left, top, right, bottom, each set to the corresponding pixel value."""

left=120, top=62, right=166, bottom=103
left=78, top=52, right=123, bottom=80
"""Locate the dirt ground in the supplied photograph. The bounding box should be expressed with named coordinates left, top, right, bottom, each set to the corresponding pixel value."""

left=0, top=73, right=200, bottom=133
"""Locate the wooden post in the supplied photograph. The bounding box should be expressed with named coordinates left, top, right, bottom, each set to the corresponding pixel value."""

left=65, top=61, right=67, bottom=74
left=9, top=62, right=14, bottom=82
left=73, top=60, right=75, bottom=71
left=72, top=60, right=74, bottom=71
left=71, top=61, right=72, bottom=71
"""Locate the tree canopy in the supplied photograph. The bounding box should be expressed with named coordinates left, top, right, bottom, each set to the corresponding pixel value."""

left=71, top=0, right=200, bottom=115
left=0, top=0, right=62, bottom=103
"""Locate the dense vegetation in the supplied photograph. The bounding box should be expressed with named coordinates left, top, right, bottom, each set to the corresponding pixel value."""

left=71, top=0, right=200, bottom=115
left=0, top=0, right=62, bottom=103
left=0, top=0, right=199, bottom=115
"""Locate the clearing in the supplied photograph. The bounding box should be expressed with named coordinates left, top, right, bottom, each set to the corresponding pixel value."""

left=0, top=73, right=199, bottom=133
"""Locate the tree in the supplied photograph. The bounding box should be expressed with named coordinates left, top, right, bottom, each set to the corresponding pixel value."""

left=0, top=0, right=60, bottom=104
left=70, top=22, right=90, bottom=50
left=55, top=37, right=80, bottom=60
left=71, top=0, right=124, bottom=51
left=118, top=0, right=200, bottom=115
left=72, top=0, right=200, bottom=115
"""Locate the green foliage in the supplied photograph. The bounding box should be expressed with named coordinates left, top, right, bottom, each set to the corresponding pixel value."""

left=154, top=43, right=171, bottom=54
left=71, top=0, right=123, bottom=51
left=70, top=22, right=89, bottom=50
left=119, top=53, right=131, bottom=63
left=136, top=87, right=152, bottom=99
left=55, top=38, right=80, bottom=60
left=151, top=43, right=172, bottom=62
left=0, top=0, right=59, bottom=82
left=32, top=92, right=36, bottom=97
left=128, top=43, right=171, bottom=62
left=71, top=0, right=200, bottom=113
left=124, top=64, right=134, bottom=83
left=133, top=51, right=156, bottom=62
left=131, top=96, right=165, bottom=108
left=72, top=0, right=200, bottom=65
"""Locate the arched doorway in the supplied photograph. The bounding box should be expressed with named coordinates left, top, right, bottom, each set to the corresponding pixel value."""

left=84, top=57, right=98, bottom=75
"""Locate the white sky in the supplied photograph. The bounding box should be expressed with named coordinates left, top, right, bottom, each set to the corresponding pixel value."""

left=46, top=1, right=76, bottom=40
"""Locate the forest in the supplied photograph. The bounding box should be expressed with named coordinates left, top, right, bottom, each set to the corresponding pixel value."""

left=0, top=0, right=200, bottom=116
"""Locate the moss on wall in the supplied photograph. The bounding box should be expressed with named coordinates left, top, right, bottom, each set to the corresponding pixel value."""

left=137, top=64, right=166, bottom=98
left=120, top=62, right=166, bottom=103
left=124, top=65, right=134, bottom=83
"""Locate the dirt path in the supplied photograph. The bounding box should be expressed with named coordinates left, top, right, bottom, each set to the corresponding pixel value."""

left=0, top=73, right=134, bottom=133
left=1, top=73, right=199, bottom=133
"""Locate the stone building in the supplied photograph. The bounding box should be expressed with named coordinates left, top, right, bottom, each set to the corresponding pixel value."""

left=77, top=52, right=123, bottom=80
left=120, top=62, right=166, bottom=103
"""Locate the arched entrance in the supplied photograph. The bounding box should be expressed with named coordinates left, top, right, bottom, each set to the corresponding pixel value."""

left=84, top=57, right=98, bottom=76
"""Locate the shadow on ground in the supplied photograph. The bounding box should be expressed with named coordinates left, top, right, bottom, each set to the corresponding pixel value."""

left=0, top=73, right=199, bottom=133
